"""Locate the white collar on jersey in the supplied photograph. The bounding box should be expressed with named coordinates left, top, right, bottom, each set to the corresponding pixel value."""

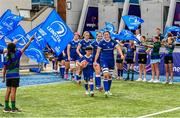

left=96, top=39, right=101, bottom=43
left=103, top=38, right=111, bottom=42
left=85, top=55, right=92, bottom=58
left=84, top=39, right=90, bottom=43
left=73, top=39, right=79, bottom=42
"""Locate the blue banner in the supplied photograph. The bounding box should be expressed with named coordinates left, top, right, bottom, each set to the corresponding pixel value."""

left=83, top=7, right=98, bottom=32
left=26, top=23, right=47, bottom=50
left=118, top=29, right=140, bottom=43
left=126, top=52, right=180, bottom=76
left=122, top=15, right=144, bottom=30
left=0, top=38, right=7, bottom=49
left=24, top=43, right=49, bottom=64
left=37, top=9, right=74, bottom=56
left=5, top=25, right=27, bottom=49
left=25, top=23, right=48, bottom=64
left=0, top=9, right=23, bottom=39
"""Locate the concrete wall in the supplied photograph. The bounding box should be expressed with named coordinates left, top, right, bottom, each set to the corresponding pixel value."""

left=98, top=3, right=119, bottom=31
left=0, top=0, right=31, bottom=16
left=20, top=7, right=53, bottom=32
left=66, top=0, right=84, bottom=32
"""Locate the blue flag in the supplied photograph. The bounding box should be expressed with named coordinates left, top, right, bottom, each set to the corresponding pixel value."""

left=164, top=26, right=180, bottom=37
left=25, top=43, right=49, bottom=64
left=0, top=9, right=23, bottom=39
left=0, top=9, right=11, bottom=22
left=118, top=29, right=140, bottom=43
left=5, top=25, right=27, bottom=49
left=0, top=38, right=7, bottom=49
left=122, top=15, right=144, bottom=30
left=25, top=23, right=48, bottom=64
left=37, top=9, right=74, bottom=55
left=26, top=23, right=47, bottom=50
left=101, top=22, right=118, bottom=39
left=90, top=31, right=97, bottom=39
left=104, top=22, right=116, bottom=33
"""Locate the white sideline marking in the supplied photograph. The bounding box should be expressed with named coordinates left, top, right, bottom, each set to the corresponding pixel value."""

left=138, top=107, right=180, bottom=118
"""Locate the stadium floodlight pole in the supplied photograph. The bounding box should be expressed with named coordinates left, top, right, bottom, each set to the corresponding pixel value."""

left=118, top=0, right=130, bottom=33
left=77, top=0, right=89, bottom=35
left=165, top=0, right=176, bottom=27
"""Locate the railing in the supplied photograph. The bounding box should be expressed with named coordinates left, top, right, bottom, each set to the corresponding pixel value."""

left=32, top=0, right=54, bottom=6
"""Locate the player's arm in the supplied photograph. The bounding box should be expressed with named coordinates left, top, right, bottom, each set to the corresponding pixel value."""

left=133, top=48, right=136, bottom=62
left=94, top=47, right=101, bottom=64
left=116, top=45, right=124, bottom=60
left=67, top=44, right=71, bottom=61
left=21, top=36, right=34, bottom=53
left=2, top=66, right=7, bottom=83
left=76, top=44, right=83, bottom=58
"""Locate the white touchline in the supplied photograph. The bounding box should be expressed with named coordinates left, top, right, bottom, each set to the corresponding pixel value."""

left=138, top=107, right=180, bottom=118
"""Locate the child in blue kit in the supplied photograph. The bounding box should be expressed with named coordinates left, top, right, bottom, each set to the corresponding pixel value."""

left=78, top=46, right=94, bottom=96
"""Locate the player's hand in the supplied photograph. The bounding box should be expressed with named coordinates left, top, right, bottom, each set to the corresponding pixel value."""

left=63, top=52, right=66, bottom=57
left=13, top=39, right=19, bottom=44
left=68, top=56, right=71, bottom=61
left=30, top=35, right=35, bottom=41
left=93, top=62, right=98, bottom=66
left=79, top=54, right=83, bottom=58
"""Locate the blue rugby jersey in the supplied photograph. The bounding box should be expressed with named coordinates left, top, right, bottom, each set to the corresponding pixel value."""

left=125, top=44, right=136, bottom=59
left=4, top=50, right=22, bottom=79
left=138, top=42, right=148, bottom=54
left=80, top=55, right=94, bottom=78
left=98, top=39, right=118, bottom=61
left=79, top=39, right=91, bottom=55
left=69, top=39, right=79, bottom=58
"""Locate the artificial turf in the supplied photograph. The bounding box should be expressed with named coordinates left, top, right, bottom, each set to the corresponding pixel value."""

left=0, top=80, right=180, bottom=117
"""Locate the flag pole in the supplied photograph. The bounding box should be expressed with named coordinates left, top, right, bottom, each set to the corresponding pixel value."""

left=118, top=0, right=130, bottom=33
left=165, top=0, right=176, bottom=27
left=77, top=0, right=89, bottom=35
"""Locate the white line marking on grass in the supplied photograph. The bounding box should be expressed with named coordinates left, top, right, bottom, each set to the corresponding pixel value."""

left=138, top=107, right=180, bottom=118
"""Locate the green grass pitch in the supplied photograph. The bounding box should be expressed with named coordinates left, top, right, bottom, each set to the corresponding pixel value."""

left=0, top=80, right=180, bottom=117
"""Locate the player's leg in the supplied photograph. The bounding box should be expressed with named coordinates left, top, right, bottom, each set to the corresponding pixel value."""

left=169, top=63, right=173, bottom=84
left=116, top=61, right=121, bottom=80
left=130, top=64, right=134, bottom=81
left=65, top=60, right=70, bottom=80
left=149, top=63, right=155, bottom=82
left=93, top=63, right=101, bottom=89
left=59, top=60, right=65, bottom=79
left=154, top=62, right=160, bottom=82
left=119, top=61, right=124, bottom=80
left=4, top=86, right=11, bottom=112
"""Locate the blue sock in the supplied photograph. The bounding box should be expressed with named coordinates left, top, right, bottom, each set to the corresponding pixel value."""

left=96, top=75, right=101, bottom=87
left=98, top=77, right=101, bottom=87
left=89, top=82, right=94, bottom=91
left=108, top=80, right=112, bottom=91
left=95, top=77, right=98, bottom=87
left=120, top=69, right=123, bottom=77
left=79, top=75, right=81, bottom=80
left=103, top=80, right=109, bottom=92
left=75, top=74, right=79, bottom=81
left=84, top=83, right=88, bottom=91
left=60, top=66, right=65, bottom=78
